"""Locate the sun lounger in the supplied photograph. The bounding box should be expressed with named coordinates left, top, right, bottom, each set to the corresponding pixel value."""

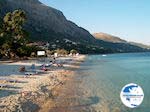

left=6, top=79, right=18, bottom=83
left=25, top=72, right=37, bottom=75
left=40, top=64, right=48, bottom=71
left=34, top=69, right=45, bottom=73
left=40, top=63, right=52, bottom=67
left=0, top=78, right=18, bottom=83
left=24, top=68, right=46, bottom=75
left=0, top=84, right=8, bottom=88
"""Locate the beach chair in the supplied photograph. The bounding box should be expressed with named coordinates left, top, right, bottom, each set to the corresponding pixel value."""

left=6, top=79, right=18, bottom=83
left=40, top=65, right=48, bottom=71
left=0, top=84, right=8, bottom=88
left=40, top=62, right=53, bottom=67
left=0, top=77, right=19, bottom=83
left=24, top=71, right=37, bottom=75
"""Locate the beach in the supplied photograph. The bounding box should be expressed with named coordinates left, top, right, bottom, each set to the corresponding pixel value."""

left=0, top=55, right=85, bottom=112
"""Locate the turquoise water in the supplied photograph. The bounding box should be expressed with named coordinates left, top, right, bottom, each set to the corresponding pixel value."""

left=78, top=53, right=150, bottom=112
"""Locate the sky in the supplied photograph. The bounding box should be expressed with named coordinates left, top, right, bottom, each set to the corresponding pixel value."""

left=39, top=0, right=150, bottom=45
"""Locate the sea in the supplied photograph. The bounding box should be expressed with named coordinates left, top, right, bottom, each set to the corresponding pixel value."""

left=75, top=52, right=150, bottom=112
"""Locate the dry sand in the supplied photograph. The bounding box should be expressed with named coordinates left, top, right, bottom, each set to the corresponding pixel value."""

left=0, top=55, right=86, bottom=112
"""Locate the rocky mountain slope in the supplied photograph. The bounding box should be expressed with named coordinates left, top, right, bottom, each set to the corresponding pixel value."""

left=129, top=42, right=150, bottom=49
left=0, top=0, right=148, bottom=53
left=93, top=32, right=150, bottom=49
left=93, top=32, right=126, bottom=43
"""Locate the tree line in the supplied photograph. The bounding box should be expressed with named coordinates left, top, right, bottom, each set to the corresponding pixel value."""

left=0, top=10, right=42, bottom=59
left=0, top=10, right=78, bottom=59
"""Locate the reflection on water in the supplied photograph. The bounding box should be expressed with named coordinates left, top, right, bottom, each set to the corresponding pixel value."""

left=1, top=53, right=150, bottom=112
left=80, top=53, right=150, bottom=112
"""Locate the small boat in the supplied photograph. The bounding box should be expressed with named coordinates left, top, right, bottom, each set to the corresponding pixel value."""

left=102, top=54, right=107, bottom=57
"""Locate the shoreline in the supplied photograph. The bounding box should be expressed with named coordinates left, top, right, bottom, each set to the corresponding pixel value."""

left=0, top=55, right=86, bottom=112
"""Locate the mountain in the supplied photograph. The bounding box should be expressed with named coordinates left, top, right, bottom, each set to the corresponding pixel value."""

left=0, top=0, right=103, bottom=54
left=93, top=33, right=126, bottom=43
left=0, top=0, right=149, bottom=54
left=93, top=32, right=150, bottom=49
left=129, top=42, right=150, bottom=49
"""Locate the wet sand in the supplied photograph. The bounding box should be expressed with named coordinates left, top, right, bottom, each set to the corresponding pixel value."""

left=45, top=75, right=97, bottom=112
left=41, top=60, right=99, bottom=112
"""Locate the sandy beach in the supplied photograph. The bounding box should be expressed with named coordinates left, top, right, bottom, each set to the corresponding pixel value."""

left=0, top=55, right=85, bottom=112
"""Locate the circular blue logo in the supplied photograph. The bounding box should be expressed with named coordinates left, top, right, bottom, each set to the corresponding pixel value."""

left=120, top=83, right=144, bottom=108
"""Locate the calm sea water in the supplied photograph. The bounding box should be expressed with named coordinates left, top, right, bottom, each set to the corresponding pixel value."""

left=77, top=52, right=150, bottom=112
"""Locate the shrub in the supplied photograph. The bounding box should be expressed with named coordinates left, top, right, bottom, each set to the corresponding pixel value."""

left=70, top=49, right=78, bottom=54
left=55, top=49, right=68, bottom=56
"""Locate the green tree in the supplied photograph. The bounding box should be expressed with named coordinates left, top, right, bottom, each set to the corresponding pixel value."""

left=0, top=17, right=4, bottom=45
left=0, top=10, right=28, bottom=58
left=70, top=49, right=78, bottom=54
left=55, top=49, right=68, bottom=56
left=3, top=10, right=27, bottom=41
left=0, top=10, right=44, bottom=59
